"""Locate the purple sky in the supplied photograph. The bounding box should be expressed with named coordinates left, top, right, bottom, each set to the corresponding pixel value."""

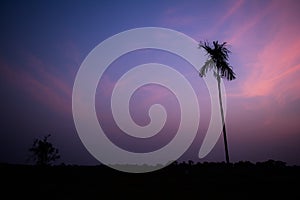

left=1, top=0, right=300, bottom=166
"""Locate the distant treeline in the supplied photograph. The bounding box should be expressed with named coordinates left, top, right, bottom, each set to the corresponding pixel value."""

left=1, top=160, right=299, bottom=199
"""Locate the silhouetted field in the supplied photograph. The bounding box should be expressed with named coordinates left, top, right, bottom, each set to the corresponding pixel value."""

left=1, top=160, right=299, bottom=199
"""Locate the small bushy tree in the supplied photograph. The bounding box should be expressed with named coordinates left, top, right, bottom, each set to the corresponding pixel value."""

left=29, top=134, right=60, bottom=166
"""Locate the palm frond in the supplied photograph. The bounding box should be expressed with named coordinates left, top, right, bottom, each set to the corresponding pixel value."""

left=199, top=59, right=214, bottom=77
left=220, top=66, right=236, bottom=80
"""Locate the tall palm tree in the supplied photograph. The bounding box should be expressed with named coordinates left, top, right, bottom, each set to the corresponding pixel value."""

left=199, top=41, right=236, bottom=164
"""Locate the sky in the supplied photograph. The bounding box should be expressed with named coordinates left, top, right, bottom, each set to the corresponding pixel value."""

left=1, top=0, right=300, bottom=166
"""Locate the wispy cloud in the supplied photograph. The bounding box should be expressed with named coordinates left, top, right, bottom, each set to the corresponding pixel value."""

left=207, top=0, right=244, bottom=38
left=225, top=1, right=277, bottom=46
left=238, top=1, right=300, bottom=104
left=0, top=53, right=73, bottom=115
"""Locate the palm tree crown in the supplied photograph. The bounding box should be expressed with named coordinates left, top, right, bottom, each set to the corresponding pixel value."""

left=199, top=41, right=236, bottom=81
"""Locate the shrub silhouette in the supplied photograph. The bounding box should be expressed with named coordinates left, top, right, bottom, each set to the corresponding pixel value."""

left=28, top=134, right=60, bottom=166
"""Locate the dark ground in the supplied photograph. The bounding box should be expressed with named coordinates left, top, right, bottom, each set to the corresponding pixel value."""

left=1, top=160, right=299, bottom=199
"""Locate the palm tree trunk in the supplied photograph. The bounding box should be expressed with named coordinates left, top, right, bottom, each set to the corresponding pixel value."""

left=217, top=76, right=230, bottom=164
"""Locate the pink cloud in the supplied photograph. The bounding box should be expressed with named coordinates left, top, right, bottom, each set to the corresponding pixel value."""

left=220, top=0, right=244, bottom=23
left=97, top=74, right=116, bottom=97
left=227, top=1, right=277, bottom=46
left=219, top=1, right=300, bottom=105
left=0, top=55, right=72, bottom=115
left=135, top=84, right=173, bottom=105
left=241, top=28, right=300, bottom=104
left=26, top=53, right=72, bottom=97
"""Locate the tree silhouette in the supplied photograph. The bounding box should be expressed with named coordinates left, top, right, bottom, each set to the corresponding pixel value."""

left=29, top=134, right=60, bottom=166
left=199, top=41, right=236, bottom=164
